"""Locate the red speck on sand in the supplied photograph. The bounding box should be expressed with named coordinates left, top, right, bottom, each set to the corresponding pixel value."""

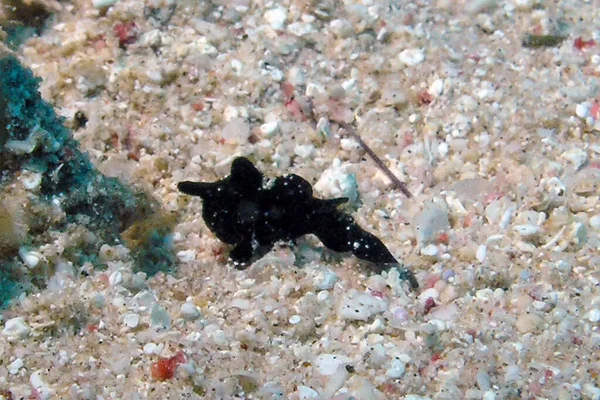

left=590, top=102, right=600, bottom=120
left=151, top=351, right=186, bottom=381
left=436, top=232, right=449, bottom=245
left=114, top=22, right=138, bottom=48
left=417, top=90, right=433, bottom=105
left=424, top=297, right=436, bottom=314
left=574, top=37, right=596, bottom=50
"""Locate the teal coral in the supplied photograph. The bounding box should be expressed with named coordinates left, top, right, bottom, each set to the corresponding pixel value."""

left=0, top=55, right=176, bottom=305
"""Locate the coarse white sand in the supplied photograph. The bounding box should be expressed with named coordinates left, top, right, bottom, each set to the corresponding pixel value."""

left=1, top=0, right=600, bottom=399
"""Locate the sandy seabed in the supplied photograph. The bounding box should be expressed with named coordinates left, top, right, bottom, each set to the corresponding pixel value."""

left=1, top=0, right=600, bottom=399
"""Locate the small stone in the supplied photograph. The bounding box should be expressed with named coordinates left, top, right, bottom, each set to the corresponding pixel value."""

left=476, top=371, right=492, bottom=390
left=123, top=313, right=139, bottom=328
left=287, top=22, right=313, bottom=37
left=294, top=144, right=315, bottom=159
left=151, top=304, right=171, bottom=330
left=421, top=244, right=438, bottom=256
left=369, top=318, right=385, bottom=334
left=339, top=291, right=387, bottom=321
left=588, top=308, right=600, bottom=322
left=287, top=67, right=305, bottom=86
left=289, top=315, right=301, bottom=324
left=418, top=288, right=440, bottom=304
left=329, top=19, right=354, bottom=39
left=18, top=247, right=42, bottom=268
left=482, top=391, right=497, bottom=400
left=398, top=49, right=425, bottom=66
left=439, top=285, right=458, bottom=303
left=2, top=317, right=30, bottom=339
left=386, top=358, right=406, bottom=378
left=30, top=370, right=54, bottom=399
left=561, top=148, right=588, bottom=170
left=143, top=342, right=164, bottom=355
left=514, top=224, right=541, bottom=237
left=92, top=0, right=118, bottom=9
left=9, top=358, right=24, bottom=375
left=180, top=302, right=201, bottom=321
left=260, top=121, right=279, bottom=137
left=576, top=102, right=590, bottom=118
left=108, top=270, right=123, bottom=287
left=590, top=215, right=600, bottom=229
left=176, top=250, right=196, bottom=263
left=20, top=172, right=42, bottom=190
left=475, top=288, right=493, bottom=302
left=313, top=267, right=339, bottom=290
left=429, top=79, right=444, bottom=97
left=297, top=386, right=319, bottom=399
left=504, top=365, right=520, bottom=382
left=315, top=354, right=350, bottom=375
left=264, top=6, right=287, bottom=30
left=413, top=204, right=450, bottom=246
left=476, top=244, right=487, bottom=262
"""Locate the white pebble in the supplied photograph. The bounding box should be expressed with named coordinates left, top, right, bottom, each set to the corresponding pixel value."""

left=2, top=317, right=30, bottom=339
left=340, top=137, right=360, bottom=151
left=289, top=315, right=301, bottom=324
left=588, top=308, right=600, bottom=323
left=421, top=244, right=438, bottom=256
left=313, top=267, right=338, bottom=290
left=329, top=19, right=354, bottom=39
left=177, top=250, right=196, bottom=263
left=264, top=6, right=287, bottom=30
left=561, top=148, right=588, bottom=170
left=514, top=224, right=541, bottom=237
left=317, top=291, right=330, bottom=302
left=476, top=244, right=487, bottom=262
left=315, top=354, right=350, bottom=375
left=314, top=159, right=358, bottom=203
left=230, top=298, right=251, bottom=310
left=591, top=215, right=600, bottom=230
left=30, top=370, right=54, bottom=399
left=438, top=142, right=449, bottom=157
left=413, top=205, right=450, bottom=245
left=398, top=48, right=425, bottom=66
left=20, top=172, right=42, bottom=190
left=287, top=67, right=305, bottom=85
left=9, top=358, right=24, bottom=375
left=287, top=22, right=313, bottom=37
left=143, top=342, right=164, bottom=355
left=482, top=391, right=497, bottom=400
left=123, top=313, right=139, bottom=328
left=369, top=318, right=385, bottom=334
left=92, top=0, right=117, bottom=8
left=386, top=358, right=406, bottom=378
left=429, top=79, right=444, bottom=97
left=294, top=144, right=315, bottom=159
left=576, top=102, right=590, bottom=118
left=476, top=288, right=493, bottom=302
left=260, top=121, right=279, bottom=137
left=339, top=292, right=387, bottom=321
left=180, top=302, right=201, bottom=321
left=297, top=386, right=319, bottom=399
left=418, top=288, right=440, bottom=304
left=108, top=270, right=123, bottom=287
left=18, top=248, right=42, bottom=268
